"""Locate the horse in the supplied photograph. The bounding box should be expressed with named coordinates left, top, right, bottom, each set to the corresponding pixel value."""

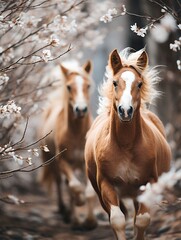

left=40, top=60, right=97, bottom=230
left=84, top=48, right=171, bottom=240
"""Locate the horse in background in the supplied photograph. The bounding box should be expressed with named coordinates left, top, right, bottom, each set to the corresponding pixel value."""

left=40, top=60, right=97, bottom=230
left=85, top=48, right=171, bottom=239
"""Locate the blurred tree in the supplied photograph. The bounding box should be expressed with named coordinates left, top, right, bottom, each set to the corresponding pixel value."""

left=142, top=0, right=181, bottom=159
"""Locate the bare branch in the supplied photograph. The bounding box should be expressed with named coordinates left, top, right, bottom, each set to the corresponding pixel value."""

left=0, top=148, right=67, bottom=179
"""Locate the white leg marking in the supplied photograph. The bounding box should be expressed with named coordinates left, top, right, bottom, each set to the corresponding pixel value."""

left=135, top=212, right=150, bottom=228
left=69, top=175, right=82, bottom=191
left=110, top=205, right=126, bottom=240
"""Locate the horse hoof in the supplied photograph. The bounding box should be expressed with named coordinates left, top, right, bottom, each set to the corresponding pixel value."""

left=82, top=217, right=98, bottom=231
left=58, top=206, right=71, bottom=224
left=71, top=219, right=83, bottom=231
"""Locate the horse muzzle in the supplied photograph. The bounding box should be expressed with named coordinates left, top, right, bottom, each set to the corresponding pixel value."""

left=118, top=105, right=133, bottom=122
left=74, top=106, right=88, bottom=118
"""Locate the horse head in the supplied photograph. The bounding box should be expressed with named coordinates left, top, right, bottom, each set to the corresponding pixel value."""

left=60, top=60, right=92, bottom=118
left=109, top=49, right=148, bottom=122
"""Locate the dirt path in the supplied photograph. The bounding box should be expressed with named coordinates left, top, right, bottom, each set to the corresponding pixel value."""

left=0, top=188, right=180, bottom=240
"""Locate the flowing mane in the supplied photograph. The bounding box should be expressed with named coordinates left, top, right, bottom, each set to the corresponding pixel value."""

left=98, top=48, right=161, bottom=115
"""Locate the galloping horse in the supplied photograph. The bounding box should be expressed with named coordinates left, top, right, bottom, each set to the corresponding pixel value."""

left=85, top=48, right=171, bottom=239
left=40, top=60, right=97, bottom=229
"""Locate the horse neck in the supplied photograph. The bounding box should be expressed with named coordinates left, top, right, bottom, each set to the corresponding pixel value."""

left=110, top=105, right=142, bottom=147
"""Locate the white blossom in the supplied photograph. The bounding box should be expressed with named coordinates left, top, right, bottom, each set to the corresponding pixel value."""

left=170, top=39, right=181, bottom=52
left=28, top=148, right=39, bottom=157
left=0, top=74, right=9, bottom=90
left=7, top=194, right=25, bottom=205
left=161, top=6, right=167, bottom=13
left=0, top=100, right=21, bottom=118
left=17, top=12, right=42, bottom=29
left=150, top=24, right=169, bottom=43
left=49, top=35, right=60, bottom=47
left=160, top=13, right=176, bottom=32
left=51, top=15, right=77, bottom=34
left=177, top=60, right=181, bottom=70
left=120, top=5, right=126, bottom=16
left=130, top=23, right=148, bottom=37
left=42, top=49, right=51, bottom=62
left=26, top=157, right=32, bottom=165
left=12, top=154, right=23, bottom=165
left=41, top=145, right=50, bottom=152
left=31, top=55, right=42, bottom=63
left=100, top=8, right=117, bottom=23
left=150, top=14, right=177, bottom=43
left=0, top=145, right=24, bottom=165
left=108, top=8, right=117, bottom=15
left=138, top=169, right=181, bottom=207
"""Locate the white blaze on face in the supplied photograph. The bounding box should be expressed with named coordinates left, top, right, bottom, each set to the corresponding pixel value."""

left=74, top=75, right=87, bottom=109
left=119, top=71, right=135, bottom=116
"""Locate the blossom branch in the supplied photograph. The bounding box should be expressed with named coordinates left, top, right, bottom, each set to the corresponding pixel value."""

left=0, top=148, right=67, bottom=179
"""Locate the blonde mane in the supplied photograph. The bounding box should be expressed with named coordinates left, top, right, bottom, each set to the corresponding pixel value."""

left=98, top=48, right=161, bottom=115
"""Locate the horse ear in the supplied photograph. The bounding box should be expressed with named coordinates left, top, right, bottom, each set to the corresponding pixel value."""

left=83, top=60, right=92, bottom=74
left=109, top=49, right=123, bottom=75
left=136, top=50, right=148, bottom=71
left=60, top=64, right=69, bottom=77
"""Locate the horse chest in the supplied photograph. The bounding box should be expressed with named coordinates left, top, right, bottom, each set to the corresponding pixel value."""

left=100, top=147, right=151, bottom=196
left=65, top=145, right=85, bottom=167
left=115, top=161, right=140, bottom=184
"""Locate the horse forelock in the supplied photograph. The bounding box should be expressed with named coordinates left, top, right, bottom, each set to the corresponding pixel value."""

left=97, top=48, right=161, bottom=115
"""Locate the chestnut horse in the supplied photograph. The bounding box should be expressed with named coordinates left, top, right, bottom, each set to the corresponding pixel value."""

left=40, top=60, right=97, bottom=229
left=85, top=48, right=171, bottom=239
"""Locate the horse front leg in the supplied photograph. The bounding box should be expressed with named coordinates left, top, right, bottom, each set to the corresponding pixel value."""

left=60, top=159, right=85, bottom=206
left=133, top=201, right=150, bottom=240
left=62, top=159, right=85, bottom=206
left=99, top=179, right=126, bottom=240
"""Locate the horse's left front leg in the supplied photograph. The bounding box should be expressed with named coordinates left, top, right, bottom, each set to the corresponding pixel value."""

left=134, top=201, right=150, bottom=240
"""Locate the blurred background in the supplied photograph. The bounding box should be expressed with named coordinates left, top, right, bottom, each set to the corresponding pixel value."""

left=0, top=0, right=180, bottom=239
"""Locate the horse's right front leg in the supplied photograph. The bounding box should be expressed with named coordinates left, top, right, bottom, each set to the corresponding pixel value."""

left=99, top=179, right=126, bottom=240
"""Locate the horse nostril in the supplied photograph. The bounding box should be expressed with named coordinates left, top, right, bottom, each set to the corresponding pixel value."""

left=82, top=106, right=88, bottom=113
left=118, top=106, right=124, bottom=116
left=127, top=106, right=133, bottom=117
left=75, top=106, right=79, bottom=113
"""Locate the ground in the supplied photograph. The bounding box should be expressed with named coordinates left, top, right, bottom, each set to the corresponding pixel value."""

left=0, top=181, right=180, bottom=240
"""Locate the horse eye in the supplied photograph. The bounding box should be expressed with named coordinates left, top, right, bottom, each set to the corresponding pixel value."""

left=113, top=81, right=118, bottom=87
left=67, top=85, right=71, bottom=91
left=87, top=84, right=90, bottom=89
left=137, top=82, right=143, bottom=89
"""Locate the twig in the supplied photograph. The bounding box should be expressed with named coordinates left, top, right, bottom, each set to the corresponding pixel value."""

left=0, top=148, right=67, bottom=179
